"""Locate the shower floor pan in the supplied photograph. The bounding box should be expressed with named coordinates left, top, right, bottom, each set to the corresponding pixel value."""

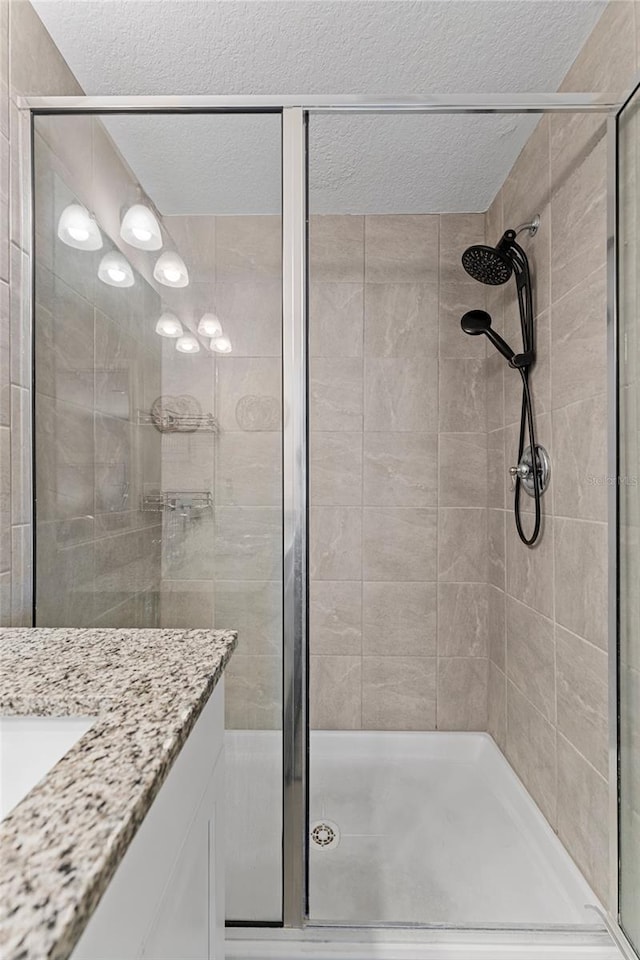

left=226, top=731, right=601, bottom=927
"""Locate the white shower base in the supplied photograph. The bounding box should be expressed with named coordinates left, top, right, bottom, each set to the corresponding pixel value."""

left=226, top=730, right=602, bottom=929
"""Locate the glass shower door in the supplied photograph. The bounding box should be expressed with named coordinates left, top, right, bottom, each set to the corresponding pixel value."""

left=32, top=110, right=284, bottom=924
left=618, top=81, right=640, bottom=955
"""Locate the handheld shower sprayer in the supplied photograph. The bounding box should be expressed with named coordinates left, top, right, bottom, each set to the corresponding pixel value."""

left=460, top=310, right=534, bottom=369
left=459, top=216, right=547, bottom=547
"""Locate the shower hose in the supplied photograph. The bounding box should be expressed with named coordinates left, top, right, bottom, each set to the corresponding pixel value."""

left=511, top=240, right=542, bottom=547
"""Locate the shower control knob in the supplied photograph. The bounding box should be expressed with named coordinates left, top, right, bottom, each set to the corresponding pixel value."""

left=508, top=445, right=551, bottom=497
left=509, top=463, right=530, bottom=491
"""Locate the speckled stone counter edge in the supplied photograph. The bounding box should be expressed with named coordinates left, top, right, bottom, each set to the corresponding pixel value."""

left=0, top=628, right=237, bottom=960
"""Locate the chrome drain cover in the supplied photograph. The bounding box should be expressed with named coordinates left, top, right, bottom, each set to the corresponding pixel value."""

left=310, top=819, right=340, bottom=850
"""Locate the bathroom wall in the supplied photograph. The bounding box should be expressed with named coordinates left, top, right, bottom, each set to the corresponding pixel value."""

left=33, top=122, right=163, bottom=627
left=485, top=0, right=639, bottom=906
left=0, top=0, right=87, bottom=625
left=158, top=213, right=283, bottom=731
left=618, top=72, right=640, bottom=947
left=308, top=213, right=490, bottom=732
left=0, top=1, right=168, bottom=627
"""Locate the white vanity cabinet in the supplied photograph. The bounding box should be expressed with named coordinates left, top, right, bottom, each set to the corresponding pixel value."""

left=71, top=680, right=226, bottom=960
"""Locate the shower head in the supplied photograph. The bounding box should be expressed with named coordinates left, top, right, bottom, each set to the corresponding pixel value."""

left=461, top=237, right=513, bottom=286
left=461, top=217, right=540, bottom=287
left=460, top=310, right=516, bottom=365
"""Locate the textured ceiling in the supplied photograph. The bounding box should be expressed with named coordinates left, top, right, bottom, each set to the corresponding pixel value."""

left=33, top=0, right=606, bottom=215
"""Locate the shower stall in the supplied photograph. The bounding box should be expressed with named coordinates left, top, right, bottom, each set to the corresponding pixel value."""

left=21, top=87, right=639, bottom=956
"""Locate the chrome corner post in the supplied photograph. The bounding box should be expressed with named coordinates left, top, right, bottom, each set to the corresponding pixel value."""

left=606, top=109, right=620, bottom=928
left=281, top=106, right=309, bottom=928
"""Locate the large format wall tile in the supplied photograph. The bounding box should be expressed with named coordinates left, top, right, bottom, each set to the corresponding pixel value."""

left=506, top=596, right=556, bottom=723
left=506, top=681, right=557, bottom=827
left=554, top=517, right=607, bottom=650
left=311, top=432, right=363, bottom=506
left=439, top=433, right=487, bottom=508
left=503, top=118, right=550, bottom=236
left=215, top=579, right=282, bottom=657
left=362, top=655, right=436, bottom=730
left=505, top=515, right=554, bottom=619
left=311, top=358, right=363, bottom=432
left=364, top=282, right=437, bottom=357
left=225, top=654, right=282, bottom=730
left=488, top=662, right=507, bottom=751
left=363, top=432, right=437, bottom=507
left=556, top=624, right=608, bottom=778
left=438, top=359, right=486, bottom=432
left=557, top=734, right=609, bottom=905
left=363, top=506, right=437, bottom=581
left=216, top=356, right=282, bottom=432
left=159, top=579, right=214, bottom=629
left=35, top=270, right=94, bottom=409
left=551, top=138, right=607, bottom=305
left=487, top=584, right=506, bottom=671
left=0, top=424, right=10, bottom=575
left=364, top=357, right=437, bottom=432
left=310, top=580, right=362, bottom=656
left=0, top=279, right=9, bottom=426
left=364, top=215, right=438, bottom=284
left=437, top=657, right=488, bottom=731
left=439, top=213, right=484, bottom=286
left=550, top=265, right=607, bottom=409
left=487, top=508, right=506, bottom=590
left=310, top=282, right=363, bottom=358
left=552, top=396, right=607, bottom=522
left=438, top=284, right=487, bottom=359
left=310, top=506, right=362, bottom=581
left=215, top=507, right=281, bottom=581
left=309, top=215, right=364, bottom=283
left=215, top=215, right=281, bottom=282
left=9, top=0, right=83, bottom=98
left=216, top=431, right=282, bottom=507
left=363, top=581, right=437, bottom=657
left=214, top=280, right=282, bottom=358
left=437, top=582, right=488, bottom=658
left=438, top=508, right=486, bottom=582
left=311, top=655, right=362, bottom=729
left=487, top=428, right=506, bottom=509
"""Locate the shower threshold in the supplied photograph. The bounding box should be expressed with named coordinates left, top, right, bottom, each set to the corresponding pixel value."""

left=226, top=732, right=619, bottom=958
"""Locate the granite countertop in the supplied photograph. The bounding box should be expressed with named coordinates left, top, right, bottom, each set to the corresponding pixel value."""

left=0, top=627, right=237, bottom=960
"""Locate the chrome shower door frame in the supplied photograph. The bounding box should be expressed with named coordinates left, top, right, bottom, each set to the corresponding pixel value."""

left=20, top=93, right=623, bottom=939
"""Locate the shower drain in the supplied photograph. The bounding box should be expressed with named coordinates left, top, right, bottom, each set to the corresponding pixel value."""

left=310, top=819, right=341, bottom=850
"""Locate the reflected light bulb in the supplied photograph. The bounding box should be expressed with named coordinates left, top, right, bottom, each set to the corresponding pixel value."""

left=153, top=251, right=189, bottom=288
left=155, top=312, right=183, bottom=338
left=98, top=252, right=134, bottom=288
left=197, top=313, right=223, bottom=338
left=176, top=335, right=200, bottom=354
left=210, top=335, right=232, bottom=354
left=120, top=204, right=163, bottom=251
left=68, top=225, right=90, bottom=242
left=57, top=204, right=103, bottom=251
left=132, top=225, right=152, bottom=242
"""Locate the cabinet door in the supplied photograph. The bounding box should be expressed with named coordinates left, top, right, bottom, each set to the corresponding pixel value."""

left=141, top=752, right=224, bottom=960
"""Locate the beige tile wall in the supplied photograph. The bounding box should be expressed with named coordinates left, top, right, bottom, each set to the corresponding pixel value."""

left=618, top=64, right=640, bottom=946
left=485, top=0, right=640, bottom=906
left=308, top=212, right=490, bottom=732
left=158, top=213, right=284, bottom=731
left=32, top=122, right=164, bottom=627
left=0, top=0, right=88, bottom=625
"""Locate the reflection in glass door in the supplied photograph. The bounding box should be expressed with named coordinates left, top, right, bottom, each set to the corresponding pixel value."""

left=32, top=110, right=283, bottom=923
left=618, top=81, right=640, bottom=955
